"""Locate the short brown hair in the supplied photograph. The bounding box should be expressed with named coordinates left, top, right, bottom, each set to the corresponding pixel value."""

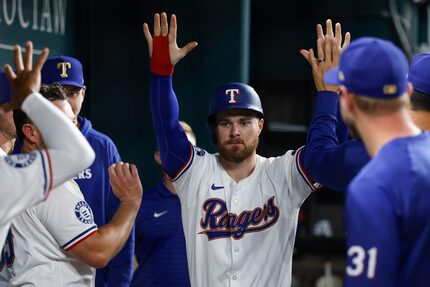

left=353, top=93, right=409, bottom=115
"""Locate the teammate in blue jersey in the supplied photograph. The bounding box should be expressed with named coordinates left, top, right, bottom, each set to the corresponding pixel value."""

left=41, top=56, right=134, bottom=287
left=301, top=21, right=430, bottom=192
left=132, top=121, right=195, bottom=287
left=304, top=25, right=430, bottom=285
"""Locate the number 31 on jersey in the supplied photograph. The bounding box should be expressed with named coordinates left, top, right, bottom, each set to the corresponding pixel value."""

left=346, top=245, right=378, bottom=279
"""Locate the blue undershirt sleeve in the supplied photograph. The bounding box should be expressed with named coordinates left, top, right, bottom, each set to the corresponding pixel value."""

left=302, top=91, right=370, bottom=191
left=150, top=75, right=192, bottom=178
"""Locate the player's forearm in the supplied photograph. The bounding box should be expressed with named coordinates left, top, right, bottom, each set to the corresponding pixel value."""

left=22, top=93, right=95, bottom=188
left=72, top=201, right=139, bottom=268
left=150, top=75, right=192, bottom=177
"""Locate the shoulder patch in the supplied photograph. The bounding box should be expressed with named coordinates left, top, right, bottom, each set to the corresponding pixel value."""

left=74, top=201, right=95, bottom=224
left=5, top=153, right=37, bottom=168
left=194, top=146, right=206, bottom=156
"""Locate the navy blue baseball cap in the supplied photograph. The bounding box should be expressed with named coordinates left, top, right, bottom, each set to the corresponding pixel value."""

left=324, top=37, right=408, bottom=99
left=0, top=70, right=10, bottom=105
left=41, top=55, right=85, bottom=89
left=407, top=53, right=430, bottom=95
left=207, top=82, right=264, bottom=123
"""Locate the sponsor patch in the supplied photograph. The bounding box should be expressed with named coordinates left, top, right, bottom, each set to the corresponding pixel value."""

left=75, top=201, right=94, bottom=224
left=5, top=153, right=37, bottom=168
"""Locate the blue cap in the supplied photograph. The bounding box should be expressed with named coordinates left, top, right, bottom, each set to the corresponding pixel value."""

left=41, top=55, right=85, bottom=89
left=407, top=53, right=430, bottom=94
left=324, top=37, right=408, bottom=99
left=207, top=82, right=264, bottom=123
left=0, top=70, right=10, bottom=105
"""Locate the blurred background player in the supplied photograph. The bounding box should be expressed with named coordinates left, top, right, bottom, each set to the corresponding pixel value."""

left=0, top=41, right=95, bottom=286
left=3, top=83, right=142, bottom=286
left=322, top=37, right=430, bottom=286
left=41, top=56, right=134, bottom=287
left=0, top=41, right=94, bottom=253
left=301, top=21, right=430, bottom=192
left=132, top=121, right=195, bottom=287
left=0, top=71, right=16, bottom=155
left=301, top=22, right=430, bottom=287
left=144, top=12, right=321, bottom=287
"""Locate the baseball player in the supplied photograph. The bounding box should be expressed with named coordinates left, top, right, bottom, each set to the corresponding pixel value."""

left=0, top=42, right=95, bottom=253
left=40, top=56, right=134, bottom=287
left=0, top=71, right=16, bottom=155
left=2, top=83, right=142, bottom=286
left=301, top=22, right=430, bottom=286
left=132, top=121, right=196, bottom=287
left=143, top=13, right=320, bottom=287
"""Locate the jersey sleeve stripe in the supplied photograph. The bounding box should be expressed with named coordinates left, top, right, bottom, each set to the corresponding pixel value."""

left=295, top=146, right=322, bottom=192
left=39, top=149, right=53, bottom=198
left=62, top=225, right=98, bottom=251
left=168, top=144, right=194, bottom=182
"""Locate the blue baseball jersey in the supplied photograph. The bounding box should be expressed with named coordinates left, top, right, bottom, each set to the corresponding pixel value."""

left=132, top=182, right=190, bottom=287
left=345, top=133, right=430, bottom=286
left=76, top=116, right=134, bottom=287
left=304, top=91, right=430, bottom=286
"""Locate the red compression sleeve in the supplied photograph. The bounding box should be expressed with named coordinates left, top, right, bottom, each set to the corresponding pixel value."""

left=151, top=36, right=174, bottom=76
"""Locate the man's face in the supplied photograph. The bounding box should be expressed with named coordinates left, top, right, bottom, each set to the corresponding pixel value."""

left=0, top=107, right=16, bottom=139
left=62, top=85, right=85, bottom=117
left=214, top=109, right=263, bottom=163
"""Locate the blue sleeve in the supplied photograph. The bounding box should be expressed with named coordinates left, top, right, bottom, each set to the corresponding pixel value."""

left=336, top=100, right=349, bottom=144
left=344, top=180, right=399, bottom=286
left=302, top=91, right=370, bottom=191
left=105, top=143, right=134, bottom=286
left=150, top=75, right=192, bottom=178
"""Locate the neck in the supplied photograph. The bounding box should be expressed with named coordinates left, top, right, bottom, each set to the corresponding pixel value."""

left=0, top=132, right=15, bottom=155
left=356, top=109, right=421, bottom=157
left=219, top=153, right=257, bottom=182
left=22, top=141, right=37, bottom=154
left=162, top=173, right=177, bottom=195
left=409, top=110, right=430, bottom=131
left=0, top=138, right=15, bottom=155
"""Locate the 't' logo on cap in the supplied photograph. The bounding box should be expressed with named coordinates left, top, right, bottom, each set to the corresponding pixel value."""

left=226, top=89, right=239, bottom=103
left=57, top=62, right=72, bottom=78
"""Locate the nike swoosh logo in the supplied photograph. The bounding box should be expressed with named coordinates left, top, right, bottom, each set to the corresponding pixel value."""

left=153, top=210, right=168, bottom=218
left=211, top=183, right=224, bottom=190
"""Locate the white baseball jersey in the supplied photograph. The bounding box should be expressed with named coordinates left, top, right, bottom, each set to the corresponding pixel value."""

left=171, top=145, right=320, bottom=287
left=3, top=180, right=98, bottom=286
left=0, top=92, right=95, bottom=253
left=0, top=148, right=52, bottom=252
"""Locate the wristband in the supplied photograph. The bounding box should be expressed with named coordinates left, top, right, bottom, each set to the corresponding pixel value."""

left=151, top=36, right=174, bottom=76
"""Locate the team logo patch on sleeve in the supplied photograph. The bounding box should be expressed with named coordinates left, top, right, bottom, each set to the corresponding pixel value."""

left=75, top=201, right=95, bottom=224
left=5, top=153, right=36, bottom=168
left=194, top=146, right=205, bottom=156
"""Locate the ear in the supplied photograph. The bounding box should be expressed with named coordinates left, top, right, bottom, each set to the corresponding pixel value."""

left=406, top=82, right=413, bottom=98
left=81, top=88, right=86, bottom=99
left=257, top=118, right=264, bottom=136
left=340, top=86, right=355, bottom=113
left=22, top=123, right=40, bottom=145
left=153, top=150, right=162, bottom=165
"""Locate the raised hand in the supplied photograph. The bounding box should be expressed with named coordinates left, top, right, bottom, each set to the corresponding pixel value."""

left=143, top=12, right=198, bottom=75
left=300, top=19, right=350, bottom=92
left=109, top=162, right=143, bottom=208
left=2, top=41, right=49, bottom=111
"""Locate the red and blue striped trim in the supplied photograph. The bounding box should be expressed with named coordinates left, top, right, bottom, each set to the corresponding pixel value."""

left=168, top=144, right=194, bottom=182
left=62, top=225, right=98, bottom=251
left=295, top=147, right=322, bottom=192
